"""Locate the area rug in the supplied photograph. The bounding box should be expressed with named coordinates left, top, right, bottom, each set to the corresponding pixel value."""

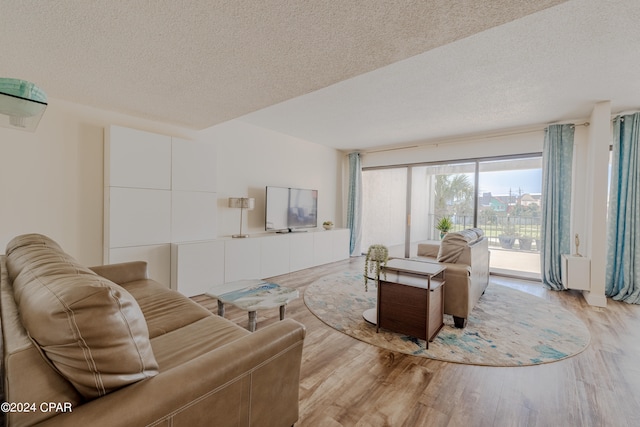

left=304, top=271, right=590, bottom=366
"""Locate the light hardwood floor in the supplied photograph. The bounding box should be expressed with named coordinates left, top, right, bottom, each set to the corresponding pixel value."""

left=192, top=257, right=640, bottom=427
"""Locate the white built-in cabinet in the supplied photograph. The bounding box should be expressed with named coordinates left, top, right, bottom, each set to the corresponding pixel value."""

left=170, top=240, right=225, bottom=298
left=104, top=125, right=350, bottom=297
left=171, top=228, right=350, bottom=297
left=104, top=125, right=217, bottom=287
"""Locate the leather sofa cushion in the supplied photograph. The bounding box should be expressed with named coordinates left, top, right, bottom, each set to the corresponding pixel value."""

left=121, top=279, right=212, bottom=339
left=151, top=316, right=250, bottom=371
left=417, top=240, right=440, bottom=258
left=6, top=234, right=159, bottom=400
left=437, top=229, right=482, bottom=263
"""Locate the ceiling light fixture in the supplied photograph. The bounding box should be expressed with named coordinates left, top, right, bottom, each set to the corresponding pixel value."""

left=0, top=78, right=48, bottom=132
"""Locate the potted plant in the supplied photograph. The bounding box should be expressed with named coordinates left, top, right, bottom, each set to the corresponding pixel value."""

left=364, top=244, right=388, bottom=292
left=435, top=216, right=453, bottom=239
left=322, top=221, right=334, bottom=230
left=517, top=234, right=533, bottom=251
left=498, top=217, right=516, bottom=249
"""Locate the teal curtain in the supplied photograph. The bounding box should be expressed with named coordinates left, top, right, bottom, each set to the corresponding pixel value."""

left=605, top=113, right=640, bottom=304
left=541, top=124, right=574, bottom=290
left=347, top=152, right=362, bottom=256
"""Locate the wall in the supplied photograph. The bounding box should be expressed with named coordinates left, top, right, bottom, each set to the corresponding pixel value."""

left=204, top=120, right=343, bottom=237
left=0, top=100, right=342, bottom=266
left=582, top=102, right=611, bottom=307
left=361, top=128, right=545, bottom=168
left=570, top=125, right=590, bottom=256
left=0, top=99, right=197, bottom=265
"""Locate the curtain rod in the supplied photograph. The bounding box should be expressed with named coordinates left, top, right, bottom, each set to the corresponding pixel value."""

left=612, top=110, right=640, bottom=121
left=353, top=121, right=590, bottom=155
left=545, top=122, right=590, bottom=132
left=357, top=129, right=542, bottom=155
left=612, top=109, right=640, bottom=117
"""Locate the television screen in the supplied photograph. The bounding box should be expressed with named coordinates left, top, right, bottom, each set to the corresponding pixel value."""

left=265, top=186, right=289, bottom=231
left=265, top=186, right=318, bottom=231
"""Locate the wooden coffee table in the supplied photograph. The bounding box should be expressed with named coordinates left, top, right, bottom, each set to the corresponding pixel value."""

left=206, top=280, right=299, bottom=332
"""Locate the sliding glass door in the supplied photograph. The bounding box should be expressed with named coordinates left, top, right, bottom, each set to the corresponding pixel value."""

left=410, top=162, right=475, bottom=255
left=361, top=167, right=407, bottom=258
left=361, top=154, right=543, bottom=279
left=477, top=157, right=542, bottom=278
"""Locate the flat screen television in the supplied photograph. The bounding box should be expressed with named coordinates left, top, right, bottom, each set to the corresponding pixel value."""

left=265, top=186, right=318, bottom=232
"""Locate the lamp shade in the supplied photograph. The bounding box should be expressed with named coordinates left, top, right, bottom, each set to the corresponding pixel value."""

left=228, top=197, right=255, bottom=209
left=0, top=78, right=48, bottom=132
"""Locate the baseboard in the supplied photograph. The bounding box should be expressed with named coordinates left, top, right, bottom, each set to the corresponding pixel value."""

left=490, top=268, right=541, bottom=283
left=582, top=290, right=607, bottom=307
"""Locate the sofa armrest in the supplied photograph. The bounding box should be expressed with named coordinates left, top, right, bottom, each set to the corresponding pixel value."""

left=441, top=263, right=472, bottom=318
left=89, top=261, right=148, bottom=284
left=37, top=318, right=306, bottom=427
left=417, top=241, right=440, bottom=258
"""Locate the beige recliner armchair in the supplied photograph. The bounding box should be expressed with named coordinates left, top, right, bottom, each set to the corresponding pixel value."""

left=417, top=228, right=490, bottom=328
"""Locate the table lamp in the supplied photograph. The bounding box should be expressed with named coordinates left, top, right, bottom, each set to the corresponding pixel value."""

left=228, top=197, right=255, bottom=238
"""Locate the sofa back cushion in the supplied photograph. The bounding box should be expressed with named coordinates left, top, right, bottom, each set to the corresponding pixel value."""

left=1, top=255, right=84, bottom=426
left=5, top=234, right=159, bottom=400
left=437, top=228, right=484, bottom=264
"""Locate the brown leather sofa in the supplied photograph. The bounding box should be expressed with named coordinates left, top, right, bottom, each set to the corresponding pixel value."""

left=416, top=228, right=490, bottom=328
left=1, top=233, right=306, bottom=427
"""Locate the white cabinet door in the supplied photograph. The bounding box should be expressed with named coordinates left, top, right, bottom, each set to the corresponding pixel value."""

left=225, top=238, right=261, bottom=282
left=109, top=244, right=171, bottom=288
left=332, top=229, right=351, bottom=261
left=171, top=191, right=217, bottom=242
left=290, top=232, right=314, bottom=271
left=260, top=235, right=290, bottom=278
left=108, top=187, right=171, bottom=248
left=313, top=231, right=333, bottom=266
left=171, top=240, right=225, bottom=297
left=106, top=125, right=171, bottom=189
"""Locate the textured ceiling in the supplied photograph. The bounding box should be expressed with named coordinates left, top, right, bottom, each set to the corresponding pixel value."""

left=3, top=0, right=637, bottom=151
left=1, top=0, right=566, bottom=137
left=241, top=0, right=640, bottom=150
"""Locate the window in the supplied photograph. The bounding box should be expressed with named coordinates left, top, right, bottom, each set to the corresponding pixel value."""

left=362, top=154, right=542, bottom=279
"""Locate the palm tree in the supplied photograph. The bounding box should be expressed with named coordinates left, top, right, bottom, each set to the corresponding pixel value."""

left=434, top=174, right=474, bottom=223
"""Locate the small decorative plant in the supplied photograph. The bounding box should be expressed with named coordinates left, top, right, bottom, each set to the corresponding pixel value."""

left=322, top=221, right=334, bottom=230
left=364, top=244, right=388, bottom=292
left=435, top=216, right=453, bottom=238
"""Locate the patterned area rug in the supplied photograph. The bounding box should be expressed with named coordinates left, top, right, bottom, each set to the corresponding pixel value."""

left=304, top=271, right=590, bottom=366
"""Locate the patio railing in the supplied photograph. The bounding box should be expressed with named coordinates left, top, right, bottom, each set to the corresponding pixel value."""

left=428, top=214, right=541, bottom=252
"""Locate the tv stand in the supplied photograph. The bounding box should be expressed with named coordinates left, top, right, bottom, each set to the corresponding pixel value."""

left=171, top=228, right=350, bottom=296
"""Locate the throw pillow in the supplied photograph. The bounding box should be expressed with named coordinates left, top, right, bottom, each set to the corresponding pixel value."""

left=6, top=234, right=159, bottom=400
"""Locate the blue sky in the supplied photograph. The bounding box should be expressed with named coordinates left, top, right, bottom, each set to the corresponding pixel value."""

left=477, top=169, right=542, bottom=196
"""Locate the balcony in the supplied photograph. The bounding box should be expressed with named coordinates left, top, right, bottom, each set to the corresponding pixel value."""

left=411, top=215, right=542, bottom=280
left=489, top=247, right=540, bottom=280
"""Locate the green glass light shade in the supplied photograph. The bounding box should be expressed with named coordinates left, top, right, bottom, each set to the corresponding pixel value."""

left=0, top=78, right=48, bottom=132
